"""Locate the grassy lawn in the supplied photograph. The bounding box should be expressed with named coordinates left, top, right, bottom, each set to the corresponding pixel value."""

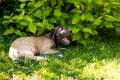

left=0, top=37, right=120, bottom=80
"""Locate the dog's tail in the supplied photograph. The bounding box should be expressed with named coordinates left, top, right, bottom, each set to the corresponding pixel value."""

left=9, top=47, right=24, bottom=65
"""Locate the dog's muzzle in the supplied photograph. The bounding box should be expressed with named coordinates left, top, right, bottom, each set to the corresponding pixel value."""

left=60, top=30, right=71, bottom=45
left=61, top=37, right=70, bottom=45
left=57, top=27, right=71, bottom=45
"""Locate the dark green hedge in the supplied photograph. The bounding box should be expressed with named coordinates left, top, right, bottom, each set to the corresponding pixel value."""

left=2, top=0, right=120, bottom=45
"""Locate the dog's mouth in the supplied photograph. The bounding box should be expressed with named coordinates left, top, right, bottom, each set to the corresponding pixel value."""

left=61, top=37, right=70, bottom=45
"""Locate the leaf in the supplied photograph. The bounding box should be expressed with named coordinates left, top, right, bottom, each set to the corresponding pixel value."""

left=66, top=0, right=73, bottom=3
left=20, top=21, right=29, bottom=26
left=33, top=1, right=44, bottom=8
left=72, top=28, right=80, bottom=34
left=115, top=27, right=120, bottom=33
left=84, top=33, right=89, bottom=39
left=24, top=15, right=33, bottom=22
left=87, top=24, right=97, bottom=29
left=85, top=13, right=94, bottom=21
left=42, top=18, right=49, bottom=26
left=54, top=9, right=62, bottom=17
left=87, top=3, right=95, bottom=11
left=116, top=14, right=120, bottom=21
left=93, top=0, right=104, bottom=5
left=93, top=18, right=102, bottom=25
left=51, top=0, right=57, bottom=7
left=34, top=9, right=42, bottom=18
left=104, top=22, right=114, bottom=28
left=27, top=1, right=35, bottom=7
left=88, top=0, right=93, bottom=3
left=19, top=0, right=27, bottom=2
left=112, top=2, right=120, bottom=5
left=48, top=17, right=57, bottom=23
left=104, top=7, right=110, bottom=13
left=82, top=27, right=92, bottom=34
left=20, top=10, right=25, bottom=16
left=72, top=33, right=81, bottom=41
left=37, top=27, right=45, bottom=35
left=71, top=8, right=82, bottom=13
left=80, top=40, right=86, bottom=45
left=60, top=18, right=66, bottom=25
left=35, top=22, right=44, bottom=27
left=46, top=24, right=54, bottom=30
left=62, top=13, right=69, bottom=19
left=104, top=15, right=116, bottom=21
left=80, top=4, right=85, bottom=11
left=15, top=30, right=22, bottom=36
left=4, top=16, right=11, bottom=19
left=12, top=15, right=23, bottom=20
left=58, top=0, right=64, bottom=5
left=81, top=14, right=85, bottom=21
left=73, top=0, right=81, bottom=6
left=72, top=14, right=81, bottom=24
left=42, top=6, right=52, bottom=17
left=91, top=30, right=98, bottom=35
left=28, top=23, right=36, bottom=34
left=20, top=3, right=26, bottom=9
left=104, top=2, right=109, bottom=6
left=3, top=28, right=14, bottom=35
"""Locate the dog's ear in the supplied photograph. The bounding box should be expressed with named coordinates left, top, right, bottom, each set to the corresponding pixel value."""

left=50, top=29, right=57, bottom=39
left=50, top=29, right=56, bottom=34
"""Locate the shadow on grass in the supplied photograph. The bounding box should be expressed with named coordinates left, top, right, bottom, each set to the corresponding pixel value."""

left=67, top=39, right=120, bottom=61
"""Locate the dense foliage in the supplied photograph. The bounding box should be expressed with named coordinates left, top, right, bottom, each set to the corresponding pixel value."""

left=2, top=0, right=120, bottom=45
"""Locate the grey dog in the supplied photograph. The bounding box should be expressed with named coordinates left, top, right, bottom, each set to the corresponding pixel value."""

left=9, top=26, right=71, bottom=65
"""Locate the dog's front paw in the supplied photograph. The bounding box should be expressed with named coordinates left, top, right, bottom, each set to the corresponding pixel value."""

left=61, top=48, right=68, bottom=51
left=58, top=54, right=63, bottom=58
left=55, top=52, right=63, bottom=58
left=37, top=56, right=50, bottom=61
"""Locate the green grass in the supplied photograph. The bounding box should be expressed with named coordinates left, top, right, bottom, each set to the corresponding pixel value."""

left=0, top=38, right=120, bottom=80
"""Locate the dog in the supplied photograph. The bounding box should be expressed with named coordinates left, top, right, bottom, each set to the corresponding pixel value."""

left=9, top=26, right=71, bottom=65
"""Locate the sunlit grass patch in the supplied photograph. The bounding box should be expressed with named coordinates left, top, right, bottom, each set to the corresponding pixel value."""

left=81, top=59, right=120, bottom=80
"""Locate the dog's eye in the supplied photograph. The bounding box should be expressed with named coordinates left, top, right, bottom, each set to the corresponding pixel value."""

left=61, top=27, right=63, bottom=30
left=60, top=29, right=66, bottom=34
left=59, top=27, right=63, bottom=31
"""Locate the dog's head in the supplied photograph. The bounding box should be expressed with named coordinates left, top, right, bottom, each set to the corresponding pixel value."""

left=50, top=26, right=72, bottom=45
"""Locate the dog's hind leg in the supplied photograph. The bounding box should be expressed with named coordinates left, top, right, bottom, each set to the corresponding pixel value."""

left=25, top=52, right=49, bottom=61
left=9, top=47, right=24, bottom=65
left=14, top=60, right=25, bottom=65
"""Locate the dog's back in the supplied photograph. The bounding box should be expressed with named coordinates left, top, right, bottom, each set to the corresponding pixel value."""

left=10, top=37, right=37, bottom=53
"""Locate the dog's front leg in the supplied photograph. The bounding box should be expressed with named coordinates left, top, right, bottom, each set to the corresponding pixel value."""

left=55, top=46, right=68, bottom=51
left=25, top=53, right=49, bottom=61
left=40, top=49, right=63, bottom=57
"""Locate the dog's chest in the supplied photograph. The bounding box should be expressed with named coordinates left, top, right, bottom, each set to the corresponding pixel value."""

left=36, top=37, right=55, bottom=50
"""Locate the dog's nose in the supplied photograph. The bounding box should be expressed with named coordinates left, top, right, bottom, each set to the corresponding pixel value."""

left=70, top=30, right=72, bottom=33
left=65, top=40, right=70, bottom=45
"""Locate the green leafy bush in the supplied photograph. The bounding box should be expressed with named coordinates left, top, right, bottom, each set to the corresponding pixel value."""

left=3, top=0, right=120, bottom=45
